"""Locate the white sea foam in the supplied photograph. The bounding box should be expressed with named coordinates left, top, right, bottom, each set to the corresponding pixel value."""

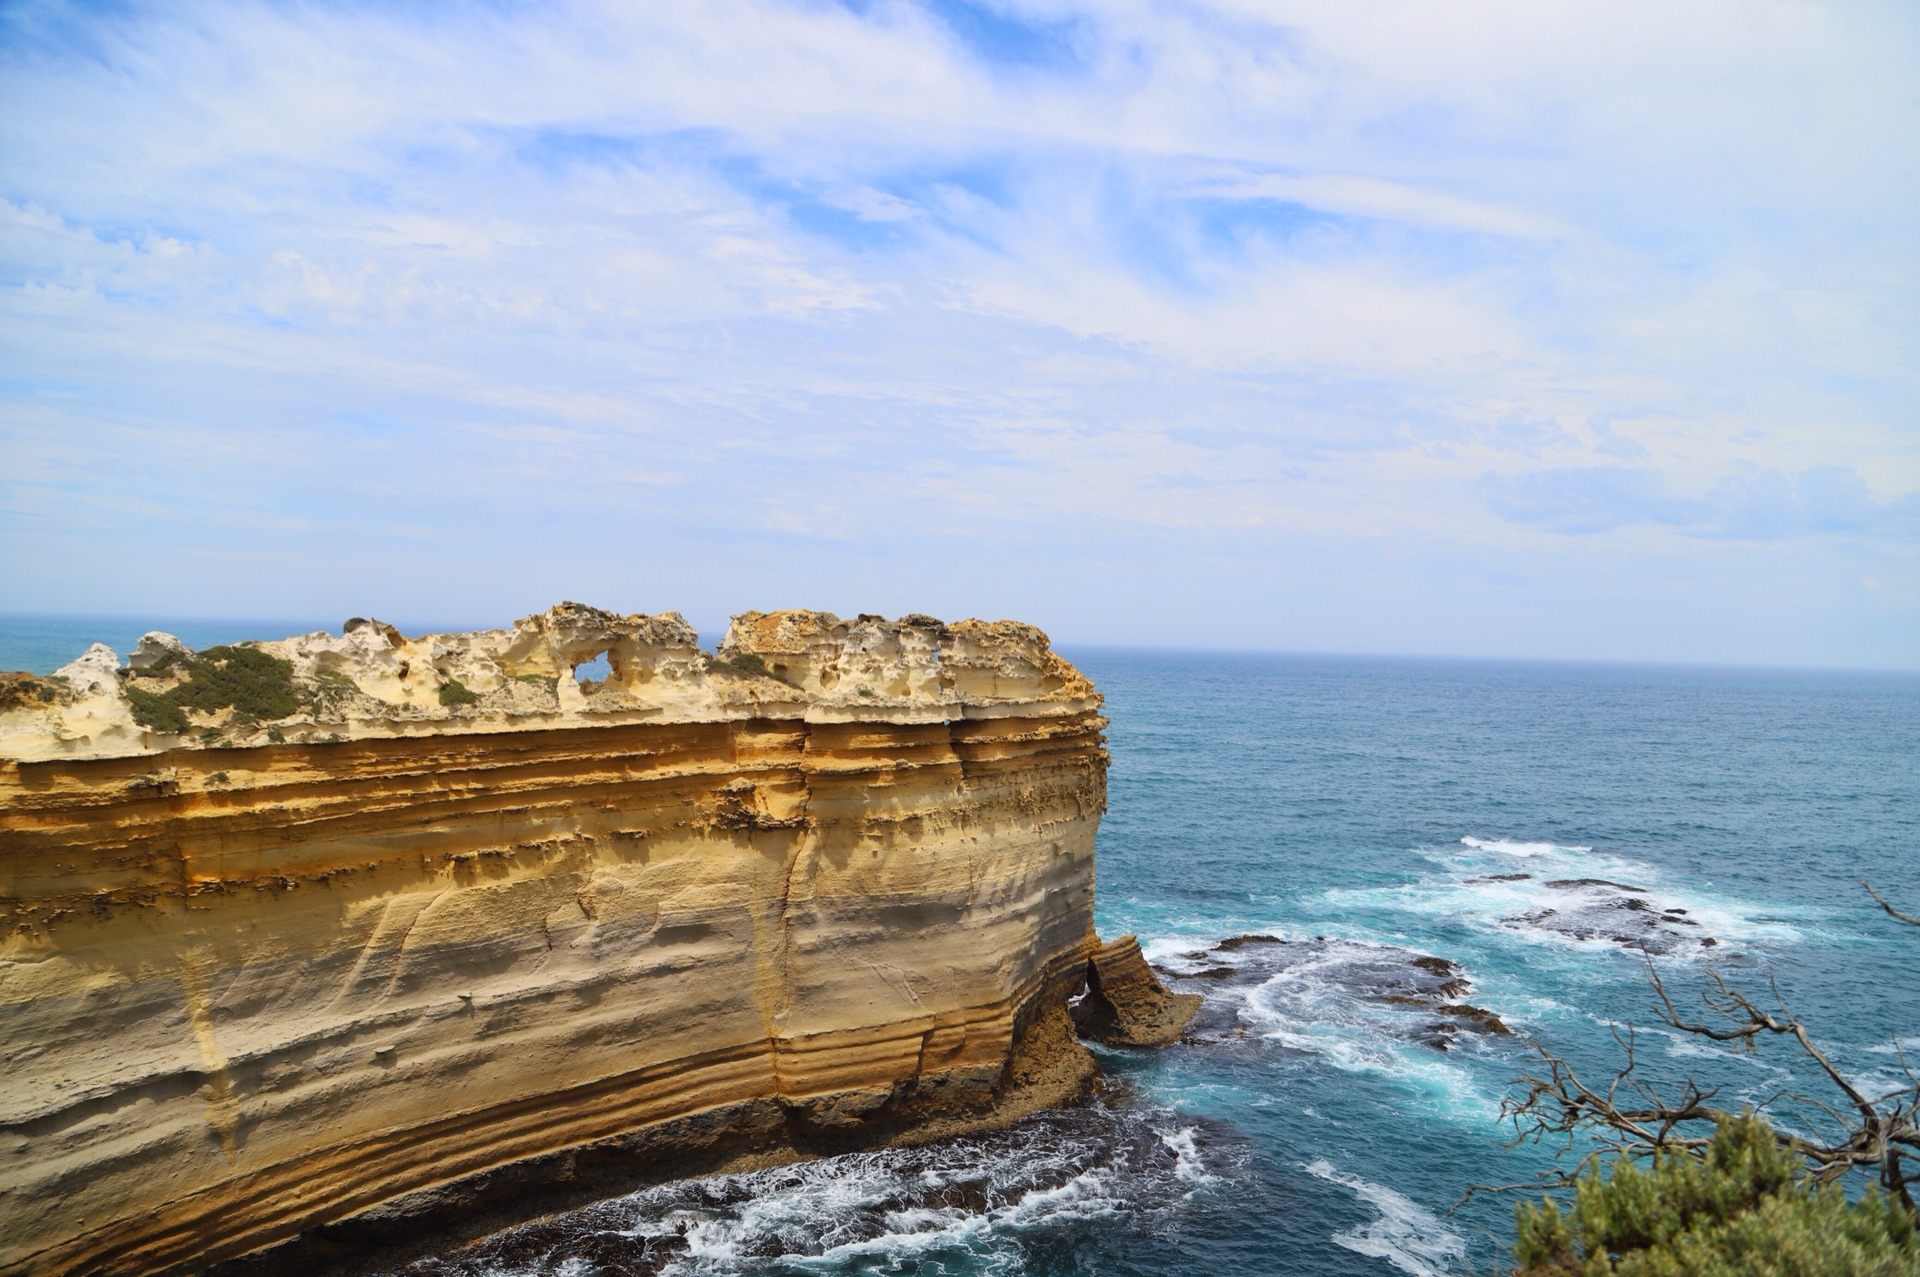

left=1461, top=836, right=1591, bottom=856
left=657, top=1158, right=1118, bottom=1275
left=1159, top=1125, right=1211, bottom=1183
left=1329, top=837, right=1805, bottom=957
left=1222, top=942, right=1500, bottom=1120
left=1305, top=1160, right=1467, bottom=1277
left=433, top=1104, right=1221, bottom=1277
left=1142, top=934, right=1242, bottom=971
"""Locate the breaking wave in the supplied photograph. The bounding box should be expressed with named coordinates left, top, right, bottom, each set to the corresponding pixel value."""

left=390, top=1103, right=1237, bottom=1277
left=1459, top=836, right=1591, bottom=857
left=1328, top=837, right=1804, bottom=958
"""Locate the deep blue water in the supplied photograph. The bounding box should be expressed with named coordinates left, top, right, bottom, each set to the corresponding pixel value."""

left=9, top=620, right=1917, bottom=1275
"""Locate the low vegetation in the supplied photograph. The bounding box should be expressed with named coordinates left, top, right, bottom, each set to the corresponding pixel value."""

left=125, top=685, right=190, bottom=733
left=438, top=678, right=480, bottom=707
left=1488, top=885, right=1920, bottom=1276
left=123, top=645, right=299, bottom=732
left=1514, top=1114, right=1920, bottom=1275
left=0, top=672, right=62, bottom=711
left=172, top=646, right=300, bottom=720
left=704, top=652, right=794, bottom=685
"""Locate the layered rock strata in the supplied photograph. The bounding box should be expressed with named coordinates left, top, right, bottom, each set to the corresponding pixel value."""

left=1072, top=935, right=1205, bottom=1048
left=0, top=605, right=1189, bottom=1277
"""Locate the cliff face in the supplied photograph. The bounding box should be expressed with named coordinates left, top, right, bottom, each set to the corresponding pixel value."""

left=0, top=607, right=1122, bottom=1276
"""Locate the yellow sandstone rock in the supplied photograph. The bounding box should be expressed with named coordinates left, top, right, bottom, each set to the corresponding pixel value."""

left=0, top=606, right=1186, bottom=1276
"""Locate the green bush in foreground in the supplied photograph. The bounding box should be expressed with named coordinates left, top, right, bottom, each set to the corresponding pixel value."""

left=1515, top=1114, right=1920, bottom=1276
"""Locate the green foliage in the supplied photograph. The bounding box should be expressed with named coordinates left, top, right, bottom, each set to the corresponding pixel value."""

left=122, top=645, right=300, bottom=732
left=514, top=673, right=558, bottom=690
left=125, top=685, right=190, bottom=733
left=438, top=678, right=480, bottom=708
left=1514, top=1115, right=1920, bottom=1276
left=705, top=652, right=793, bottom=684
left=0, top=672, right=62, bottom=712
left=121, top=645, right=299, bottom=732
left=174, top=646, right=300, bottom=719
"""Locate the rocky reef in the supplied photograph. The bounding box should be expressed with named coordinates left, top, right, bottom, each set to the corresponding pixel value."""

left=0, top=605, right=1195, bottom=1276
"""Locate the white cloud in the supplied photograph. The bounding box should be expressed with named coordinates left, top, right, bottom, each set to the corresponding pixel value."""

left=1176, top=171, right=1569, bottom=240
left=0, top=0, right=1916, bottom=665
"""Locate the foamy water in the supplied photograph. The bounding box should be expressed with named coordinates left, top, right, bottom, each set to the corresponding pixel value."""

left=1305, top=1161, right=1468, bottom=1277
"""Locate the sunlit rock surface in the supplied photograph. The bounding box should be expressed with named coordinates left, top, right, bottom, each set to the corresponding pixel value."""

left=0, top=605, right=1153, bottom=1276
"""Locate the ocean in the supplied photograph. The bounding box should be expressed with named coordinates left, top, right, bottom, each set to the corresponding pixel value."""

left=7, top=619, right=1918, bottom=1276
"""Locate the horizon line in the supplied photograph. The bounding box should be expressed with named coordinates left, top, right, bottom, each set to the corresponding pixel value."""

left=2, top=609, right=1915, bottom=679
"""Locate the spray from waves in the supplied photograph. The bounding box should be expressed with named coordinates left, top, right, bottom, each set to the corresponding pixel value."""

left=1305, top=1160, right=1467, bottom=1277
left=390, top=1103, right=1238, bottom=1277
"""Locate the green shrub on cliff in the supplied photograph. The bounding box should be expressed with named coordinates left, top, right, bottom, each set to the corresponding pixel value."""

left=705, top=652, right=798, bottom=685
left=170, top=646, right=300, bottom=720
left=438, top=678, right=480, bottom=707
left=122, top=645, right=299, bottom=731
left=1513, top=1114, right=1920, bottom=1276
left=125, top=684, right=190, bottom=733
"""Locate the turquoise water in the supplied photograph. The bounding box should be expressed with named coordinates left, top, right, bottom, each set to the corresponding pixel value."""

left=9, top=621, right=1917, bottom=1275
left=1071, top=649, right=1920, bottom=1276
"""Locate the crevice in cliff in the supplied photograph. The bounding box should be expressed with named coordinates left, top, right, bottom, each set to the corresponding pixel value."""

left=180, top=949, right=242, bottom=1163
left=760, top=725, right=818, bottom=1100
left=1071, top=935, right=1202, bottom=1048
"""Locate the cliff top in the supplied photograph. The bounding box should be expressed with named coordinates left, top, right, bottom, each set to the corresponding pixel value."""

left=0, top=604, right=1099, bottom=762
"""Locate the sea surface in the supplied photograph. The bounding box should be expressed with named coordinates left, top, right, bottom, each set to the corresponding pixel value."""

left=8, top=618, right=1919, bottom=1276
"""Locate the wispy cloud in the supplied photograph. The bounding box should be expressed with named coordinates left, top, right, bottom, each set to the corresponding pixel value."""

left=1, top=0, right=1916, bottom=665
left=1483, top=464, right=1920, bottom=540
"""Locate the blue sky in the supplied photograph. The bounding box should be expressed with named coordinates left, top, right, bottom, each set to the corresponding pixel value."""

left=2, top=0, right=1916, bottom=666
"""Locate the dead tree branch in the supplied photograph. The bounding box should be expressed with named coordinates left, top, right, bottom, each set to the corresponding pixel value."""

left=1463, top=884, right=1920, bottom=1215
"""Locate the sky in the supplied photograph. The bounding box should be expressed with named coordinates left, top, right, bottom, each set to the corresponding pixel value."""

left=2, top=0, right=1916, bottom=667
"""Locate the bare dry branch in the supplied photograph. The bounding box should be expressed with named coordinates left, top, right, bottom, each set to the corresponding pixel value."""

left=1864, top=881, right=1920, bottom=928
left=1486, top=940, right=1920, bottom=1216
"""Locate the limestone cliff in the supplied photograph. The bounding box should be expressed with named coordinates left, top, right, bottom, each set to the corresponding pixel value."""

left=0, top=606, right=1189, bottom=1276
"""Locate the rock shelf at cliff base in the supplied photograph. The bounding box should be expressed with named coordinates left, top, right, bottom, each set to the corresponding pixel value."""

left=0, top=604, right=1197, bottom=1277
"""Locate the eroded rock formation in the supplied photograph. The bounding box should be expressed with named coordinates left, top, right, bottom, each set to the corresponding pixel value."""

left=1072, top=935, right=1204, bottom=1048
left=0, top=605, right=1189, bottom=1276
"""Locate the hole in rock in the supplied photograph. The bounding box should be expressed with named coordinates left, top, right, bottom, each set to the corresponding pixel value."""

left=572, top=653, right=613, bottom=689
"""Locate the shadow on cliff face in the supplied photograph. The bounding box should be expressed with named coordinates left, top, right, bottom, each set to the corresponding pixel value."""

left=384, top=1101, right=1245, bottom=1277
